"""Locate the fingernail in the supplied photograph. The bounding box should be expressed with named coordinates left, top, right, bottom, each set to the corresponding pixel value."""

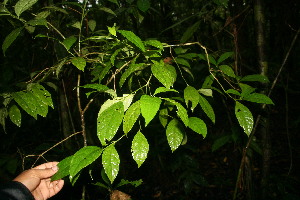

left=52, top=166, right=58, bottom=171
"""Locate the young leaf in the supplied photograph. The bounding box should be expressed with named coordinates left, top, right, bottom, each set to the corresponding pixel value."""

left=118, top=30, right=145, bottom=52
left=151, top=60, right=177, bottom=89
left=137, top=0, right=150, bottom=12
left=242, top=93, right=274, bottom=105
left=62, top=36, right=77, bottom=51
left=235, top=101, right=253, bottom=136
left=97, top=101, right=124, bottom=145
left=9, top=105, right=21, bottom=127
left=198, top=95, right=215, bottom=123
left=184, top=86, right=199, bottom=111
left=217, top=52, right=233, bottom=65
left=123, top=101, right=141, bottom=133
left=153, top=87, right=179, bottom=96
left=166, top=119, right=184, bottom=152
left=2, top=27, right=23, bottom=55
left=71, top=57, right=86, bottom=71
left=51, top=156, right=73, bottom=181
left=188, top=117, right=207, bottom=138
left=70, top=146, right=102, bottom=179
left=131, top=131, right=149, bottom=167
left=140, top=95, right=161, bottom=126
left=240, top=74, right=269, bottom=83
left=15, top=0, right=38, bottom=17
left=102, top=145, right=120, bottom=183
left=219, top=65, right=236, bottom=78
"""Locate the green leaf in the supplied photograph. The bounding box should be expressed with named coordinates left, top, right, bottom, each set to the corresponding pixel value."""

left=123, top=101, right=140, bottom=133
left=88, top=19, right=96, bottom=31
left=198, top=95, right=215, bottom=123
left=188, top=117, right=207, bottom=138
left=240, top=74, right=269, bottom=83
left=219, top=65, right=236, bottom=78
left=102, top=145, right=120, bottom=183
left=119, top=63, right=144, bottom=88
left=180, top=21, right=200, bottom=43
left=62, top=36, right=77, bottom=51
left=212, top=135, right=231, bottom=152
left=71, top=21, right=81, bottom=29
left=81, top=84, right=109, bottom=92
left=198, top=88, right=213, bottom=97
left=27, top=18, right=48, bottom=27
left=153, top=87, right=178, bottom=96
left=99, top=7, right=117, bottom=16
left=137, top=0, right=150, bottom=12
left=175, top=102, right=189, bottom=127
left=0, top=108, right=8, bottom=132
left=151, top=60, right=177, bottom=89
left=71, top=57, right=86, bottom=71
left=174, top=57, right=190, bottom=68
left=9, top=105, right=21, bottom=127
left=15, top=0, right=38, bottom=17
left=140, top=95, right=161, bottom=126
left=70, top=146, right=102, bottom=179
left=116, top=179, right=143, bottom=188
left=239, top=83, right=255, bottom=97
left=242, top=93, right=274, bottom=105
left=51, top=156, right=73, bottom=181
left=131, top=131, right=149, bottom=167
left=97, top=102, right=124, bottom=145
left=29, top=83, right=54, bottom=108
left=226, top=89, right=241, bottom=96
left=235, top=102, right=253, bottom=136
left=166, top=119, right=184, bottom=152
left=108, top=26, right=117, bottom=36
left=159, top=108, right=168, bottom=128
left=208, top=55, right=217, bottom=66
left=118, top=30, right=145, bottom=52
left=144, top=40, right=163, bottom=50
left=12, top=92, right=37, bottom=119
left=2, top=27, right=23, bottom=55
left=217, top=52, right=233, bottom=65
left=184, top=86, right=199, bottom=111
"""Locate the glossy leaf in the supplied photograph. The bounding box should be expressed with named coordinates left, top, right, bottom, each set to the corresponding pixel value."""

left=9, top=105, right=21, bottom=127
left=198, top=95, right=215, bottom=123
left=137, top=0, right=150, bottom=12
left=62, top=36, right=77, bottom=51
left=97, top=101, right=124, bottom=145
left=184, top=86, right=199, bottom=111
left=166, top=119, right=184, bottom=152
left=240, top=74, right=269, bottom=83
left=70, top=146, right=102, bottom=179
left=140, top=95, right=161, bottom=126
left=151, top=60, right=177, bottom=89
left=15, top=0, right=38, bottom=17
left=242, top=93, right=274, bottom=105
left=51, top=156, right=73, bottom=181
left=118, top=30, right=145, bottom=52
left=102, top=145, right=120, bottom=183
left=188, top=117, right=207, bottom=138
left=12, top=92, right=37, bottom=119
left=131, top=131, right=149, bottom=167
left=123, top=101, right=140, bottom=133
left=153, top=87, right=178, bottom=96
left=235, top=102, right=253, bottom=136
left=71, top=57, right=86, bottom=71
left=2, top=27, right=23, bottom=55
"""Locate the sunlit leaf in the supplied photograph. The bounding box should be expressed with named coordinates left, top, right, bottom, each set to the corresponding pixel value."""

left=102, top=145, right=120, bottom=183
left=151, top=60, right=177, bottom=89
left=123, top=101, right=140, bottom=133
left=166, top=119, right=184, bottom=152
left=131, top=131, right=149, bottom=167
left=235, top=101, right=253, bottom=136
left=188, top=117, right=207, bottom=138
left=140, top=95, right=161, bottom=126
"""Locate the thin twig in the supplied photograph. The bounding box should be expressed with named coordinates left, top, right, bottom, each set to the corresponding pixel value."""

left=77, top=74, right=87, bottom=147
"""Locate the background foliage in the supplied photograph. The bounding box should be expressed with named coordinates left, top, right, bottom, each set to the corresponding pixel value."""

left=1, top=0, right=299, bottom=199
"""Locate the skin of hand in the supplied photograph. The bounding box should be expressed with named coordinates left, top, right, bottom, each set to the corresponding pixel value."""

left=13, top=162, right=64, bottom=200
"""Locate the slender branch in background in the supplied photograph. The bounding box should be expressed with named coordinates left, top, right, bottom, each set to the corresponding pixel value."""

left=77, top=74, right=87, bottom=147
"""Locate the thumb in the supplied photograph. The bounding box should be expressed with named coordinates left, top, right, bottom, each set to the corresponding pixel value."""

left=34, top=166, right=59, bottom=179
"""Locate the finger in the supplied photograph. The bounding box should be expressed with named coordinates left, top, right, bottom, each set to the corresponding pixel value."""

left=34, top=162, right=59, bottom=170
left=33, top=166, right=59, bottom=179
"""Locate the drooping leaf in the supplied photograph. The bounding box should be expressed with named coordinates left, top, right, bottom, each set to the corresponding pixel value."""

left=118, top=30, right=145, bottom=52
left=159, top=108, right=168, bottom=127
left=166, top=119, right=184, bottom=152
left=180, top=21, right=200, bottom=43
left=15, top=0, right=38, bottom=17
left=153, top=87, right=178, bottom=96
left=240, top=74, right=269, bottom=83
left=62, top=36, right=77, bottom=51
left=123, top=101, right=140, bottom=133
left=131, top=131, right=149, bottom=167
left=88, top=19, right=96, bottom=31
left=70, top=146, right=102, bottom=179
left=97, top=101, right=124, bottom=145
left=140, top=95, right=161, bottom=126
left=51, top=156, right=73, bottom=181
left=219, top=65, right=236, bottom=78
left=198, top=95, right=215, bottom=123
left=188, top=117, right=207, bottom=138
left=235, top=101, right=253, bottom=136
left=217, top=52, right=233, bottom=65
left=137, top=0, right=150, bottom=12
left=184, top=86, right=199, bottom=111
left=9, top=105, right=21, bottom=127
left=242, top=93, right=274, bottom=105
left=151, top=60, right=177, bottom=89
left=2, top=27, right=23, bottom=55
left=71, top=57, right=86, bottom=71
left=102, top=145, right=120, bottom=183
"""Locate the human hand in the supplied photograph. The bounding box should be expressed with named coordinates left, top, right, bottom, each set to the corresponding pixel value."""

left=13, top=162, right=64, bottom=200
